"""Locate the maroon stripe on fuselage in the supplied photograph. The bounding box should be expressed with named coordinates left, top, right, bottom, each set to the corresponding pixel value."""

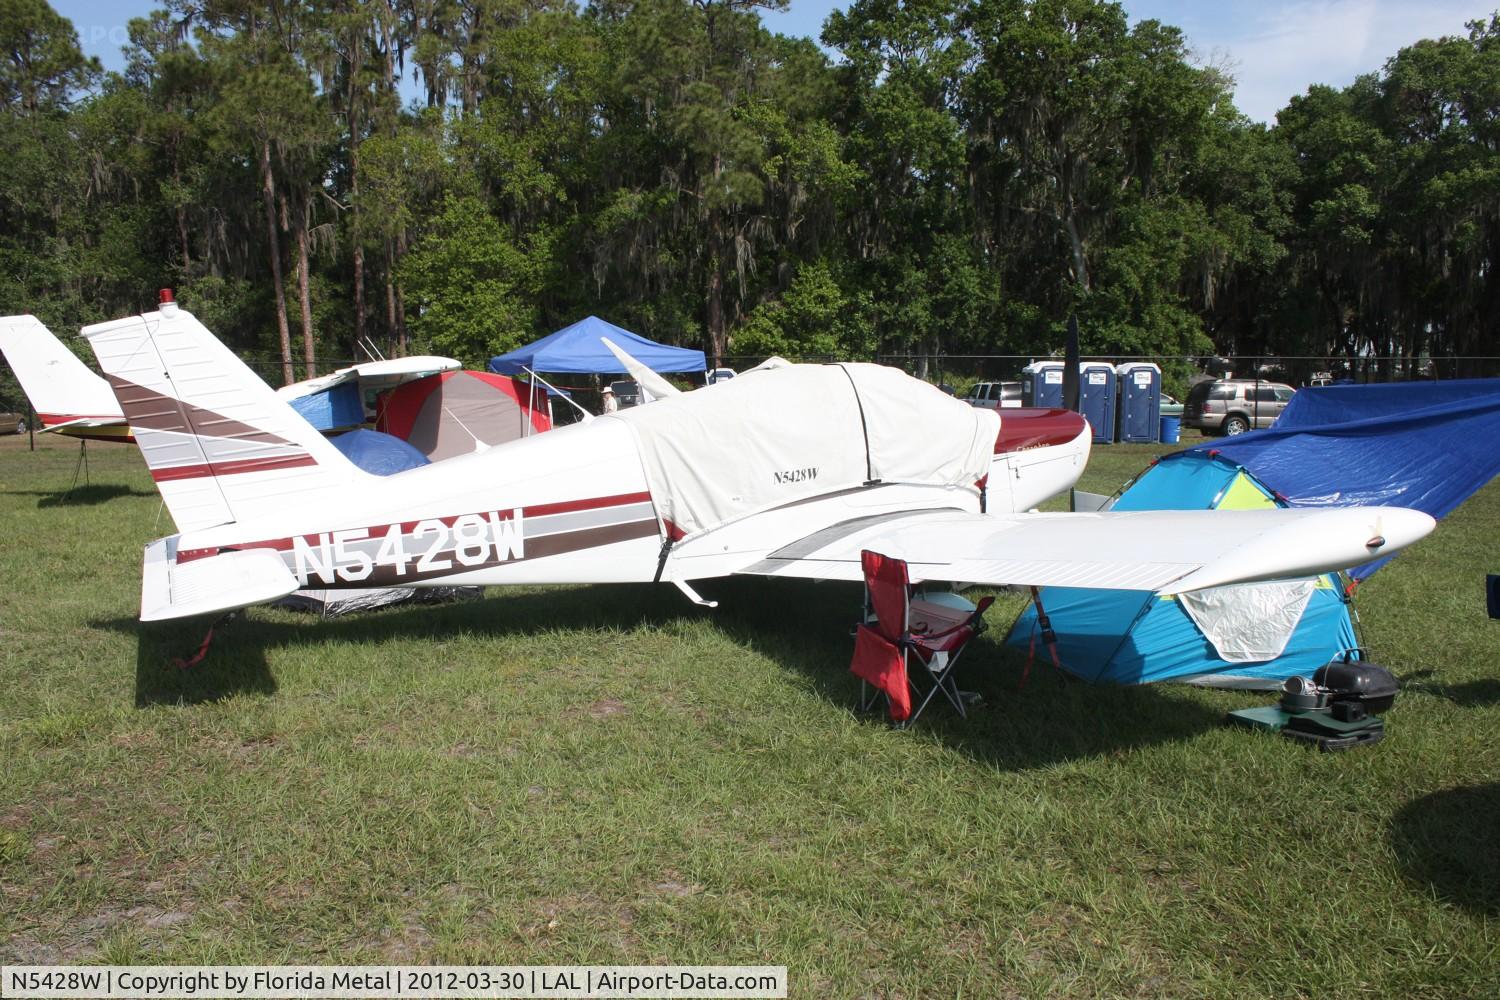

left=995, top=408, right=1087, bottom=454
left=175, top=491, right=659, bottom=561
left=200, top=515, right=659, bottom=587
left=522, top=491, right=653, bottom=519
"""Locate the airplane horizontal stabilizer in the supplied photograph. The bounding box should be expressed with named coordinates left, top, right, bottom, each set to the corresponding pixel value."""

left=38, top=416, right=127, bottom=431
left=733, top=506, right=1435, bottom=593
left=141, top=538, right=298, bottom=622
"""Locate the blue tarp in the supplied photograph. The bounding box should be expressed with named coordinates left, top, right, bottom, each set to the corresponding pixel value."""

left=1177, top=378, right=1500, bottom=578
left=488, top=316, right=706, bottom=375
left=329, top=429, right=431, bottom=476
left=290, top=381, right=364, bottom=432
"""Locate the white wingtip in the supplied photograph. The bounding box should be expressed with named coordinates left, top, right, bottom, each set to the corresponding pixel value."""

left=1165, top=506, right=1435, bottom=594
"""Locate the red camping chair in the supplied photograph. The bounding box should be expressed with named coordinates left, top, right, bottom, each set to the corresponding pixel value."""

left=850, top=549, right=994, bottom=725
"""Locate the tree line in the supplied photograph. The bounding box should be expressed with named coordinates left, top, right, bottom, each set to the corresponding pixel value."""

left=3, top=0, right=1499, bottom=386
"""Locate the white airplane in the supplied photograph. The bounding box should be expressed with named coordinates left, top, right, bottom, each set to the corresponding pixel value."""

left=78, top=301, right=1434, bottom=623
left=0, top=308, right=459, bottom=443
left=0, top=315, right=131, bottom=442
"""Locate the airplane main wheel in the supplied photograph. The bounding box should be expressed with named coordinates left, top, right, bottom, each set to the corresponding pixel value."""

left=1223, top=415, right=1249, bottom=436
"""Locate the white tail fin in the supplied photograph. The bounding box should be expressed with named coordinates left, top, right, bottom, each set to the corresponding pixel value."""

left=82, top=304, right=368, bottom=532
left=0, top=315, right=125, bottom=424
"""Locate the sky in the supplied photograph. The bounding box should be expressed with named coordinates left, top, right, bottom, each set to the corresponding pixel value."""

left=58, top=0, right=1496, bottom=124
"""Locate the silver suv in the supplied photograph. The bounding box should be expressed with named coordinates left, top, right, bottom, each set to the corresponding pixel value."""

left=1183, top=379, right=1295, bottom=435
left=964, top=381, right=1022, bottom=409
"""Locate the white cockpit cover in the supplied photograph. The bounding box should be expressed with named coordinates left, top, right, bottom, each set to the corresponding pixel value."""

left=1177, top=579, right=1318, bottom=662
left=616, top=363, right=998, bottom=539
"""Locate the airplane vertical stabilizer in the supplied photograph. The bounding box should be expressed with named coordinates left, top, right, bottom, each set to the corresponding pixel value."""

left=0, top=315, right=124, bottom=424
left=83, top=303, right=369, bottom=532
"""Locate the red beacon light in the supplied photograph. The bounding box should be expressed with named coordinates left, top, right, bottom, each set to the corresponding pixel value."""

left=159, top=288, right=175, bottom=304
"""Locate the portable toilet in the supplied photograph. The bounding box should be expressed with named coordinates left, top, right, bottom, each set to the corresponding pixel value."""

left=1115, top=362, right=1161, bottom=442
left=1021, top=361, right=1065, bottom=407
left=1078, top=361, right=1116, bottom=443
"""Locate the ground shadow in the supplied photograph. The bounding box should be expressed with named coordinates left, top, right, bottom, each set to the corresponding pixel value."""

left=692, top=576, right=1227, bottom=772
left=95, top=583, right=697, bottom=709
left=94, top=614, right=279, bottom=707
left=19, top=484, right=155, bottom=507
left=97, top=576, right=1225, bottom=769
left=1398, top=669, right=1500, bottom=708
left=1389, top=782, right=1500, bottom=915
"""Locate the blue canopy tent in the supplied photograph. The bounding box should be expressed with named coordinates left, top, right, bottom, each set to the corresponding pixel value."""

left=488, top=316, right=706, bottom=376
left=1007, top=379, right=1500, bottom=686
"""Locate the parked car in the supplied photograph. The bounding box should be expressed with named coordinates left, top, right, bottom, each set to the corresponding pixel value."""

left=1183, top=379, right=1295, bottom=435
left=1, top=410, right=26, bottom=435
left=963, top=380, right=1022, bottom=409
left=1160, top=393, right=1184, bottom=418
left=608, top=379, right=644, bottom=408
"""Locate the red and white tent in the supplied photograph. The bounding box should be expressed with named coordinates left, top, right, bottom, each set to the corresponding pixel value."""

left=377, top=370, right=552, bottom=461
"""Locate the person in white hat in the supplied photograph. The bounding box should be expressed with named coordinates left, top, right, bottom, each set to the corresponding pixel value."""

left=601, top=384, right=618, bottom=414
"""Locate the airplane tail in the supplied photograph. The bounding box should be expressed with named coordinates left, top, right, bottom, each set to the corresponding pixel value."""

left=83, top=300, right=368, bottom=533
left=0, top=315, right=124, bottom=425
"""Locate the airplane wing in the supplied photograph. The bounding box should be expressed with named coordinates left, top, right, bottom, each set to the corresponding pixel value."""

left=733, top=506, right=1434, bottom=594
left=277, top=355, right=460, bottom=400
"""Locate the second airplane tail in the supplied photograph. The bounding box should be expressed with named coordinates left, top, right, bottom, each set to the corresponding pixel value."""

left=83, top=298, right=368, bottom=533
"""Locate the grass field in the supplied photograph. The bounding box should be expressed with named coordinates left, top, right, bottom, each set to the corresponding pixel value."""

left=1, top=430, right=1496, bottom=997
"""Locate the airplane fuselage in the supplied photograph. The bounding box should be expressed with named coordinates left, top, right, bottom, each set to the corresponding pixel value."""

left=174, top=408, right=1090, bottom=592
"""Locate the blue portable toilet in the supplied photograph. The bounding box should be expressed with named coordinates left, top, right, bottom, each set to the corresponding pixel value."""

left=1021, top=361, right=1065, bottom=407
left=1114, top=362, right=1161, bottom=442
left=1078, top=362, right=1116, bottom=442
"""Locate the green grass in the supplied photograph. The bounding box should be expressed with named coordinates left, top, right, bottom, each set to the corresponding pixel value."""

left=1, top=431, right=1497, bottom=997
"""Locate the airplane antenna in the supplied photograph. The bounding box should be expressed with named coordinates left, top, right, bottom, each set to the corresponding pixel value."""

left=355, top=338, right=387, bottom=363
